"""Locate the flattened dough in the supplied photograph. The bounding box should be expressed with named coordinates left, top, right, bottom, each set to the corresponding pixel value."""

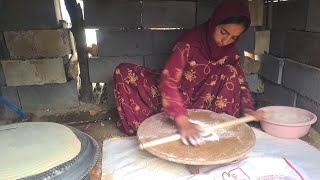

left=0, top=122, right=81, bottom=179
left=137, top=109, right=255, bottom=165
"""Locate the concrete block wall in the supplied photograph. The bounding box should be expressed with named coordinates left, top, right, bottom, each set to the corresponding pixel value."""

left=264, top=0, right=320, bottom=132
left=261, top=53, right=320, bottom=132
left=84, top=0, right=141, bottom=29
left=260, top=54, right=320, bottom=106
left=196, top=0, right=219, bottom=25
left=1, top=58, right=67, bottom=86
left=284, top=31, right=320, bottom=68
left=263, top=80, right=297, bottom=107
left=248, top=0, right=264, bottom=27
left=237, top=27, right=255, bottom=55
left=0, top=32, right=9, bottom=59
left=86, top=0, right=262, bottom=101
left=237, top=29, right=270, bottom=56
left=86, top=0, right=200, bottom=109
left=260, top=53, right=284, bottom=85
left=97, top=29, right=153, bottom=57
left=0, top=0, right=79, bottom=122
left=0, top=0, right=62, bottom=30
left=0, top=86, right=21, bottom=122
left=270, top=0, right=308, bottom=31
left=142, top=1, right=196, bottom=28
left=17, top=81, right=79, bottom=111
left=306, top=0, right=320, bottom=32
left=0, top=63, right=5, bottom=87
left=4, top=30, right=71, bottom=59
left=269, top=30, right=286, bottom=57
left=268, top=0, right=316, bottom=57
left=283, top=60, right=320, bottom=104
left=254, top=30, right=270, bottom=54
left=84, top=0, right=265, bottom=110
left=89, top=56, right=144, bottom=83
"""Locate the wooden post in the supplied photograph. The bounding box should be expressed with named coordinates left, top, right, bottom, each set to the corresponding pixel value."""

left=64, top=0, right=92, bottom=103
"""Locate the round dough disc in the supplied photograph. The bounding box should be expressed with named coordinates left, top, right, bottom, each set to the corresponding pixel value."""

left=137, top=109, right=255, bottom=165
left=0, top=122, right=81, bottom=179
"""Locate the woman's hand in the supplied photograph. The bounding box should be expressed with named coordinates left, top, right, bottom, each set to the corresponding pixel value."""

left=175, top=115, right=205, bottom=146
left=243, top=108, right=265, bottom=120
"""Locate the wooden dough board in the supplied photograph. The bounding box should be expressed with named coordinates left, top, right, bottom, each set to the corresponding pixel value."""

left=137, top=109, right=256, bottom=166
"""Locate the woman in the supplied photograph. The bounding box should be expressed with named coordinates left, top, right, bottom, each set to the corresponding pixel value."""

left=113, top=0, right=263, bottom=145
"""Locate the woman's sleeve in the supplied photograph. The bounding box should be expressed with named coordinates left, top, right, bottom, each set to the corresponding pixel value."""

left=233, top=55, right=255, bottom=111
left=159, top=42, right=190, bottom=120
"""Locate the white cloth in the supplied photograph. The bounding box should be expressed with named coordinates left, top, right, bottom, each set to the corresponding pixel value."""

left=180, top=156, right=310, bottom=180
left=102, top=128, right=320, bottom=180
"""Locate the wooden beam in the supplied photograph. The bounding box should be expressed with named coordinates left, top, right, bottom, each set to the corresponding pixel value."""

left=64, top=0, right=92, bottom=103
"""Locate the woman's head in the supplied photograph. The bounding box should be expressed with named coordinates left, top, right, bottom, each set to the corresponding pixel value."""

left=213, top=16, right=250, bottom=47
left=208, top=0, right=251, bottom=47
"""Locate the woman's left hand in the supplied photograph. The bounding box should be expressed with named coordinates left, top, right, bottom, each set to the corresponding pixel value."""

left=243, top=108, right=265, bottom=121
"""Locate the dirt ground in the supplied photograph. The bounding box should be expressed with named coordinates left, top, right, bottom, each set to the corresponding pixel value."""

left=71, top=108, right=128, bottom=180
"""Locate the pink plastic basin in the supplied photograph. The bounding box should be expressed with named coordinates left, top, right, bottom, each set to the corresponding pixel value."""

left=257, top=106, right=317, bottom=139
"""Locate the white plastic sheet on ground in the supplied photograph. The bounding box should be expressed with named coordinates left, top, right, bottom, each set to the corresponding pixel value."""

left=180, top=156, right=310, bottom=180
left=102, top=128, right=320, bottom=180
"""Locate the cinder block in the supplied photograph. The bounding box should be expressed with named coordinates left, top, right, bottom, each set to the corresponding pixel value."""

left=241, top=56, right=261, bottom=74
left=97, top=29, right=152, bottom=56
left=89, top=56, right=143, bottom=83
left=1, top=58, right=66, bottom=86
left=260, top=54, right=284, bottom=84
left=105, top=84, right=117, bottom=109
left=296, top=95, right=320, bottom=132
left=245, top=74, right=264, bottom=93
left=271, top=0, right=308, bottom=31
left=269, top=30, right=286, bottom=57
left=142, top=1, right=196, bottom=28
left=0, top=63, right=6, bottom=87
left=196, top=0, right=219, bottom=25
left=237, top=30, right=270, bottom=56
left=152, top=30, right=184, bottom=54
left=0, top=0, right=60, bottom=30
left=84, top=0, right=141, bottom=28
left=266, top=2, right=272, bottom=29
left=285, top=31, right=320, bottom=68
left=306, top=0, right=320, bottom=32
left=0, top=86, right=21, bottom=120
left=4, top=29, right=71, bottom=59
left=264, top=81, right=297, bottom=106
left=237, top=27, right=255, bottom=54
left=254, top=30, right=270, bottom=54
left=0, top=32, right=9, bottom=59
left=17, top=81, right=79, bottom=111
left=248, top=0, right=264, bottom=26
left=144, top=54, right=170, bottom=69
left=243, top=51, right=263, bottom=61
left=283, top=59, right=320, bottom=104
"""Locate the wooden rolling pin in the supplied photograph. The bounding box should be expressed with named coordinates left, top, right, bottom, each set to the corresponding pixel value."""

left=139, top=115, right=257, bottom=150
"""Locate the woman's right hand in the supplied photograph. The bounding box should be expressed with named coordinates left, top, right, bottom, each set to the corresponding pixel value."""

left=175, top=115, right=205, bottom=146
